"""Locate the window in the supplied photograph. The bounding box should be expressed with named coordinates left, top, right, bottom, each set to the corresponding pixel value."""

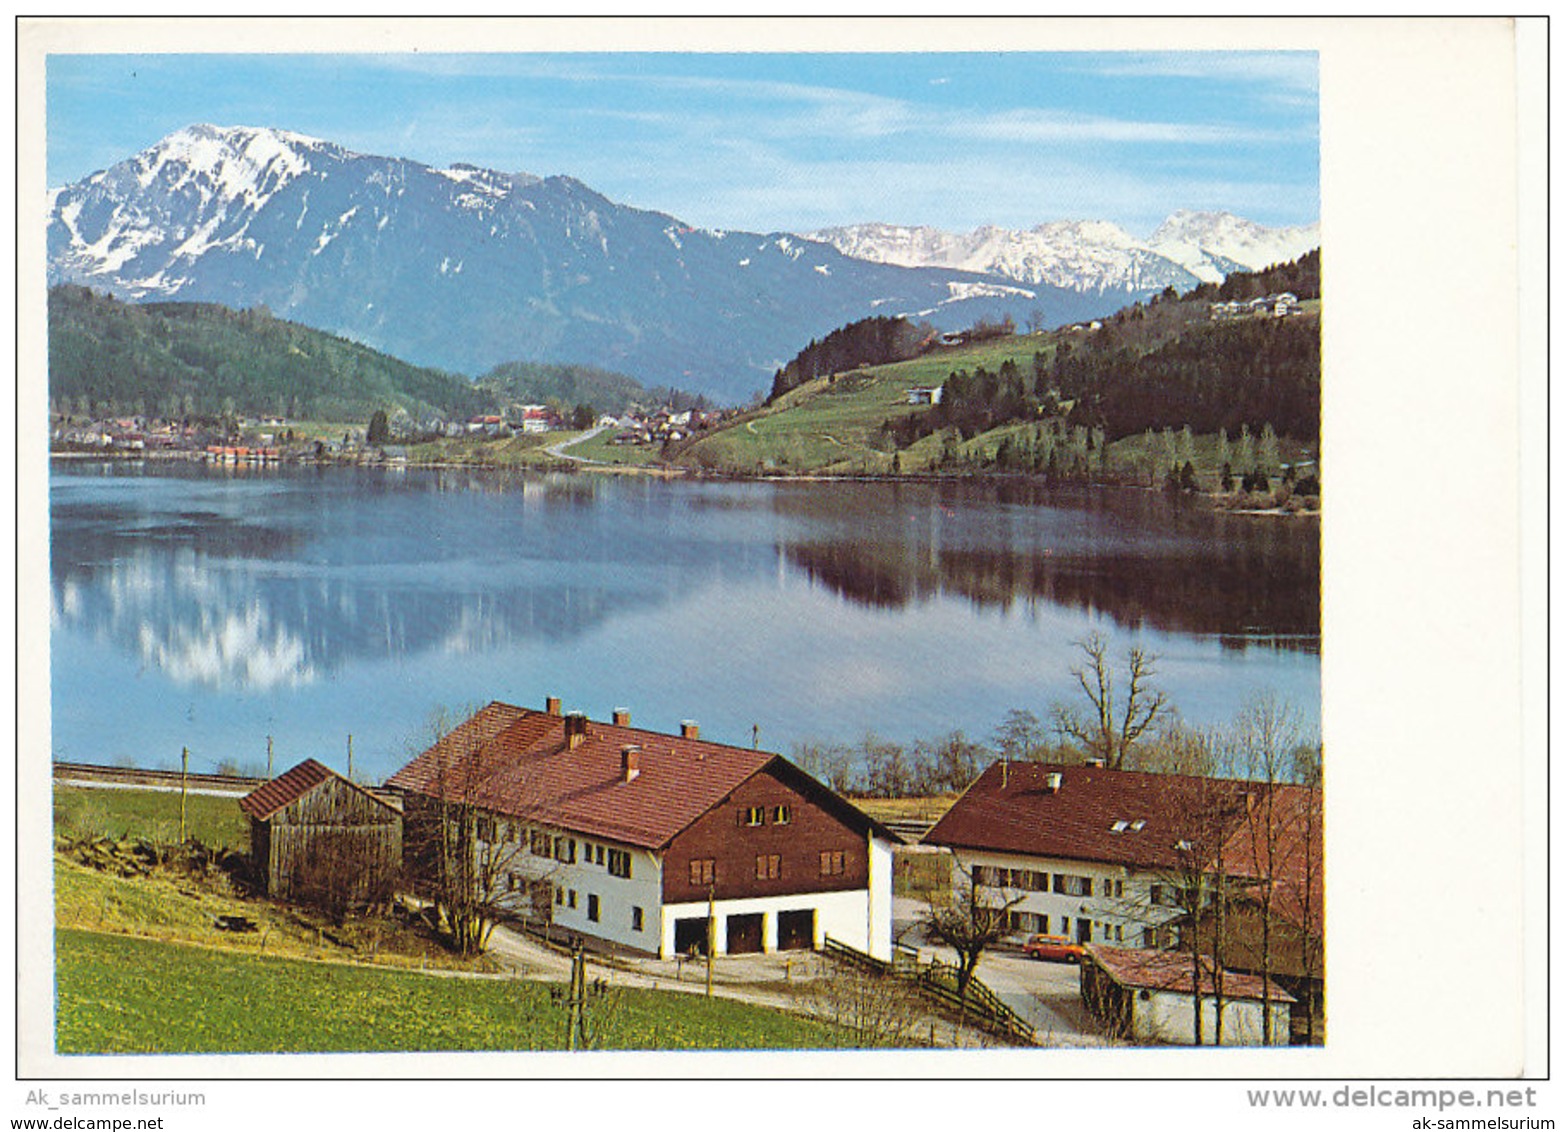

left=506, top=872, right=518, bottom=893
left=554, top=836, right=577, bottom=864
left=555, top=886, right=563, bottom=906
left=740, top=806, right=765, bottom=827
left=1115, top=925, right=1123, bottom=942
left=587, top=894, right=599, bottom=922
left=631, top=906, right=644, bottom=932
left=567, top=889, right=577, bottom=909
left=475, top=815, right=494, bottom=842
left=755, top=854, right=781, bottom=880
left=595, top=845, right=606, bottom=866
left=689, top=858, right=716, bottom=886
left=1052, top=873, right=1067, bottom=894
left=772, top=805, right=791, bottom=825
left=819, top=850, right=845, bottom=876
left=531, top=830, right=551, bottom=856
left=607, top=848, right=632, bottom=879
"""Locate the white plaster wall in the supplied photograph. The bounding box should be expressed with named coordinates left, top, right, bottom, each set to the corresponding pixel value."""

left=1137, top=990, right=1281, bottom=1046
left=866, top=835, right=894, bottom=961
left=951, top=848, right=1185, bottom=945
left=660, top=888, right=873, bottom=958
left=483, top=830, right=664, bottom=953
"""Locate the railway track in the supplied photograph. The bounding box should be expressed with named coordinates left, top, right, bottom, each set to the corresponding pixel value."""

left=52, top=761, right=270, bottom=797
left=52, top=761, right=403, bottom=809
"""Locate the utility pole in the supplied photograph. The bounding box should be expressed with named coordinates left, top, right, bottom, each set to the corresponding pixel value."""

left=751, top=723, right=760, bottom=750
left=346, top=733, right=353, bottom=782
left=179, top=746, right=189, bottom=843
left=705, top=882, right=715, bottom=998
left=567, top=939, right=587, bottom=1052
left=266, top=734, right=274, bottom=778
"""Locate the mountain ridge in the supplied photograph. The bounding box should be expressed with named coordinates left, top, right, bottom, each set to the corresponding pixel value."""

left=48, top=124, right=1316, bottom=403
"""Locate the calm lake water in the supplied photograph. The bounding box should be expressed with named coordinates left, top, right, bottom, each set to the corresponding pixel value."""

left=49, top=461, right=1320, bottom=783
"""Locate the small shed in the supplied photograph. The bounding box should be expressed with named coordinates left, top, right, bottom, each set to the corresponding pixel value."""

left=1081, top=944, right=1295, bottom=1046
left=239, top=759, right=403, bottom=909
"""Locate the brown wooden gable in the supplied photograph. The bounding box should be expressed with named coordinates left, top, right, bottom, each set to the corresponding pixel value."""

left=662, top=762, right=869, bottom=905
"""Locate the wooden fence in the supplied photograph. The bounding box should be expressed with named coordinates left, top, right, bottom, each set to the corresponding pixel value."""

left=822, top=935, right=1036, bottom=1046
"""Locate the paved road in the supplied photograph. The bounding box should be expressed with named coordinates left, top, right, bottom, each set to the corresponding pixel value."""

left=544, top=425, right=606, bottom=463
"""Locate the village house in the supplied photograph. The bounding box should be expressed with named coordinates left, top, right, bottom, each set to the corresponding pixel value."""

left=923, top=759, right=1322, bottom=1039
left=905, top=386, right=944, bottom=406
left=1209, top=292, right=1300, bottom=321
left=923, top=762, right=1316, bottom=946
left=386, top=700, right=896, bottom=961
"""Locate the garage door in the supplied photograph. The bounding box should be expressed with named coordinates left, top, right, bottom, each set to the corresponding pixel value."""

left=726, top=913, right=763, bottom=955
left=674, top=916, right=710, bottom=956
left=777, top=909, right=815, bottom=951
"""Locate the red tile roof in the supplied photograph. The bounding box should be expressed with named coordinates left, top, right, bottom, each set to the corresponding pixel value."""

left=239, top=757, right=403, bottom=822
left=386, top=702, right=856, bottom=850
left=1087, top=944, right=1295, bottom=1003
left=924, top=761, right=1255, bottom=872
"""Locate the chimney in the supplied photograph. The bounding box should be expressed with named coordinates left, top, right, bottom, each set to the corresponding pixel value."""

left=680, top=720, right=700, bottom=741
left=565, top=711, right=589, bottom=749
left=621, top=745, right=641, bottom=783
left=545, top=696, right=562, bottom=717
left=613, top=708, right=631, bottom=727
left=1045, top=772, right=1064, bottom=793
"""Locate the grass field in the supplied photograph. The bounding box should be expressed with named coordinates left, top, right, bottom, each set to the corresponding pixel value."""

left=676, top=335, right=1057, bottom=476
left=556, top=427, right=670, bottom=466
left=54, top=785, right=250, bottom=851
left=402, top=431, right=577, bottom=468
left=56, top=929, right=848, bottom=1053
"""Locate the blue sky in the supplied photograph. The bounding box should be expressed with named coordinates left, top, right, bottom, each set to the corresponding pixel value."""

left=47, top=51, right=1318, bottom=237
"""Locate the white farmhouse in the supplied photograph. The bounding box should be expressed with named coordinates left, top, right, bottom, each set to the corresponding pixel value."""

left=388, top=700, right=895, bottom=960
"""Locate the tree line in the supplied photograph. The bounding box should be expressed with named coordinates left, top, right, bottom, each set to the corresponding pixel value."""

left=768, top=315, right=931, bottom=403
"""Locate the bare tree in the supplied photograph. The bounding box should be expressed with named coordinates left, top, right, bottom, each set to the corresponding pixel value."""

left=1294, top=761, right=1325, bottom=1044
left=293, top=829, right=396, bottom=927
left=805, top=955, right=926, bottom=1048
left=921, top=860, right=1026, bottom=1006
left=1051, top=633, right=1168, bottom=769
left=402, top=706, right=534, bottom=957
left=1232, top=694, right=1309, bottom=1045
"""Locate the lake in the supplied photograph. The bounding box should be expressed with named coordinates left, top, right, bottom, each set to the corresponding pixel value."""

left=49, top=461, right=1320, bottom=784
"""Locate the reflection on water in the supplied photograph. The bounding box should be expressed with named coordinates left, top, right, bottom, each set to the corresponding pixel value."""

left=48, top=463, right=1319, bottom=772
left=774, top=480, right=1317, bottom=649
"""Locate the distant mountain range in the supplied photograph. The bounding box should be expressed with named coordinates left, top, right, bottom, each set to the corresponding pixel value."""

left=47, top=124, right=1319, bottom=403
left=806, top=211, right=1321, bottom=294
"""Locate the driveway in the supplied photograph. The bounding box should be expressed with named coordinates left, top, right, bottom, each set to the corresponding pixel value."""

left=893, top=896, right=1114, bottom=1047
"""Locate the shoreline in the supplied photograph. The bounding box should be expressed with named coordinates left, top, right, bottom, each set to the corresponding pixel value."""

left=47, top=449, right=1319, bottom=516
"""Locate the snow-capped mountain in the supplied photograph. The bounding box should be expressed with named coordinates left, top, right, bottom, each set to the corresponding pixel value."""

left=1147, top=210, right=1320, bottom=285
left=47, top=125, right=1127, bottom=401
left=807, top=211, right=1320, bottom=293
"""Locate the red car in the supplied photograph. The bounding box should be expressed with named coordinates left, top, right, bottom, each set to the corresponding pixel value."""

left=1022, top=934, right=1085, bottom=963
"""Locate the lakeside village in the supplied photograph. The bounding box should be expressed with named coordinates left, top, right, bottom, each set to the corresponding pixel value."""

left=60, top=694, right=1323, bottom=1050
left=51, top=401, right=731, bottom=466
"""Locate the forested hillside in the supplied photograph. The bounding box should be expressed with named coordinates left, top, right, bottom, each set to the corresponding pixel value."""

left=768, top=316, right=930, bottom=403
left=48, top=286, right=490, bottom=421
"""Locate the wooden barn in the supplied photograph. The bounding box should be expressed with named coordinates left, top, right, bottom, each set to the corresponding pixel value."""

left=239, top=759, right=403, bottom=911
